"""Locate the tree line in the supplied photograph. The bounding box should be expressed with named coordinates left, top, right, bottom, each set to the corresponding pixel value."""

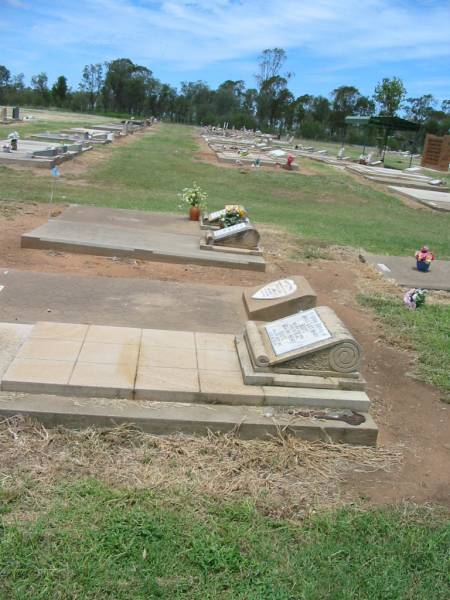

left=1, top=49, right=449, bottom=147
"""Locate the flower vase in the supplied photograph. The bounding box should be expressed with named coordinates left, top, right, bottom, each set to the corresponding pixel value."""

left=416, top=260, right=430, bottom=272
left=189, top=205, right=200, bottom=221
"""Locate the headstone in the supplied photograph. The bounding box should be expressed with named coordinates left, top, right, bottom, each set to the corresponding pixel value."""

left=201, top=206, right=248, bottom=230
left=421, top=134, right=450, bottom=172
left=244, top=306, right=362, bottom=374
left=12, top=107, right=20, bottom=120
left=206, top=222, right=260, bottom=250
left=0, top=107, right=6, bottom=122
left=243, top=275, right=316, bottom=321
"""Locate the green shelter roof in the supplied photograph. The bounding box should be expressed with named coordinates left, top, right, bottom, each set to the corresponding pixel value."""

left=368, top=116, right=420, bottom=132
left=345, top=115, right=420, bottom=132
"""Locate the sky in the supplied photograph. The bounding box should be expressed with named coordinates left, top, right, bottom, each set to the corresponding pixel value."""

left=1, top=0, right=450, bottom=104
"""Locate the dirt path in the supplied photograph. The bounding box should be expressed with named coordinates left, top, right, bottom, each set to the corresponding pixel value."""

left=0, top=202, right=449, bottom=508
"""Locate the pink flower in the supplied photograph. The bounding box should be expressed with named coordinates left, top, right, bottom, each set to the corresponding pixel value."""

left=415, top=246, right=435, bottom=263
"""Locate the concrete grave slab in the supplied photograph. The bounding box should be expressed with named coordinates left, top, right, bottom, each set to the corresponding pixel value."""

left=243, top=276, right=317, bottom=321
left=0, top=392, right=378, bottom=445
left=22, top=206, right=266, bottom=271
left=389, top=186, right=450, bottom=212
left=0, top=269, right=246, bottom=333
left=362, top=254, right=450, bottom=291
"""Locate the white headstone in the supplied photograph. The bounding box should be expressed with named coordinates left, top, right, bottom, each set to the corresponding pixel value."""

left=252, top=278, right=297, bottom=300
left=265, top=309, right=331, bottom=356
left=213, top=222, right=249, bottom=240
left=208, top=209, right=226, bottom=222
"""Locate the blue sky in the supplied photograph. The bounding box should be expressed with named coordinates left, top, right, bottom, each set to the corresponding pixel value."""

left=1, top=0, right=450, bottom=103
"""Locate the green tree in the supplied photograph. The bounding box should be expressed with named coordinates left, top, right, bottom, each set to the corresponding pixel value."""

left=52, top=75, right=68, bottom=106
left=255, top=48, right=292, bottom=129
left=0, top=65, right=11, bottom=103
left=31, top=72, right=49, bottom=105
left=103, top=58, right=152, bottom=113
left=330, top=86, right=361, bottom=132
left=80, top=63, right=104, bottom=110
left=373, top=77, right=406, bottom=116
left=0, top=65, right=10, bottom=87
left=405, top=94, right=436, bottom=122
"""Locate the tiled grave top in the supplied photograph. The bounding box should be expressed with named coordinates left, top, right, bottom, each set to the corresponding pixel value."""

left=1, top=321, right=260, bottom=403
left=0, top=321, right=371, bottom=412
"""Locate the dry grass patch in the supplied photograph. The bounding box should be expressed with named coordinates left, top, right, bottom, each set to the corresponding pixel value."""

left=0, top=416, right=402, bottom=520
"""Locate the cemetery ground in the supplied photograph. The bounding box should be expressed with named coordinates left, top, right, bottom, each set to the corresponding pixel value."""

left=0, top=120, right=449, bottom=597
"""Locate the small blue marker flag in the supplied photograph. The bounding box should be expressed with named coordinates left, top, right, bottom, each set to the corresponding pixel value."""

left=51, top=166, right=60, bottom=177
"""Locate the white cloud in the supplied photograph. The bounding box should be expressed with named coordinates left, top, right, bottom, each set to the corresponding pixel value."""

left=12, top=1, right=449, bottom=63
left=3, top=0, right=450, bottom=92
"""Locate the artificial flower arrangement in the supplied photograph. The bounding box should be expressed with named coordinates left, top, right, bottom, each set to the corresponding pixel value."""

left=180, top=183, right=208, bottom=208
left=219, top=204, right=248, bottom=228
left=403, top=288, right=428, bottom=310
left=179, top=182, right=208, bottom=221
left=7, top=131, right=20, bottom=150
left=415, top=245, right=435, bottom=272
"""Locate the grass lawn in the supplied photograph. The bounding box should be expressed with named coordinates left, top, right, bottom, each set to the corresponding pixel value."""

left=1, top=123, right=449, bottom=258
left=358, top=294, right=450, bottom=395
left=0, top=478, right=449, bottom=600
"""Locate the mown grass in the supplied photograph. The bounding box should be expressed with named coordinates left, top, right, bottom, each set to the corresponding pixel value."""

left=0, top=123, right=449, bottom=257
left=0, top=478, right=449, bottom=600
left=358, top=294, right=450, bottom=394
left=0, top=119, right=105, bottom=139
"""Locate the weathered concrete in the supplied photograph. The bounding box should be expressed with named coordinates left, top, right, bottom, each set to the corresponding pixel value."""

left=21, top=206, right=266, bottom=271
left=366, top=175, right=448, bottom=192
left=0, top=392, right=378, bottom=445
left=388, top=186, right=450, bottom=212
left=0, top=269, right=246, bottom=332
left=362, top=254, right=450, bottom=291
left=0, top=323, right=32, bottom=378
left=1, top=321, right=370, bottom=411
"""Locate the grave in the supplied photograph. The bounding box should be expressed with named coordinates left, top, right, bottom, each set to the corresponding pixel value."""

left=202, top=222, right=262, bottom=255
left=243, top=276, right=317, bottom=321
left=0, top=320, right=377, bottom=444
left=22, top=206, right=266, bottom=271
left=361, top=254, right=450, bottom=291
left=388, top=186, right=450, bottom=212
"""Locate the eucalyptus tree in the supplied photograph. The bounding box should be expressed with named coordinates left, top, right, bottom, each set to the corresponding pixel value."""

left=373, top=77, right=406, bottom=116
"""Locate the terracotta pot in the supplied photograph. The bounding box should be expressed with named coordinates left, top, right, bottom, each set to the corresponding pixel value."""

left=189, top=205, right=200, bottom=221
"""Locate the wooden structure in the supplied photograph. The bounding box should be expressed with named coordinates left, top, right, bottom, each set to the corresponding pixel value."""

left=421, top=134, right=450, bottom=172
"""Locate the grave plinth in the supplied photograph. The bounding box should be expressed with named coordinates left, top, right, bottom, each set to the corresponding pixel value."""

left=236, top=307, right=365, bottom=391
left=243, top=276, right=316, bottom=321
left=202, top=222, right=262, bottom=254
